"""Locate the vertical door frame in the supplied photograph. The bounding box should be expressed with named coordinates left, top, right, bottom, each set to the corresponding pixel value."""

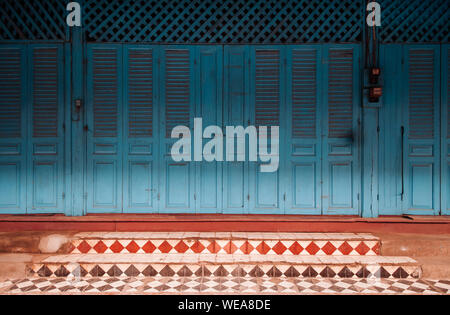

left=193, top=45, right=224, bottom=214
left=68, top=26, right=85, bottom=216
left=378, top=44, right=403, bottom=215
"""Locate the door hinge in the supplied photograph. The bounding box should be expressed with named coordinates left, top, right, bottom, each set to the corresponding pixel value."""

left=62, top=192, right=65, bottom=200
left=377, top=126, right=380, bottom=133
left=194, top=193, right=197, bottom=201
left=377, top=194, right=379, bottom=201
left=283, top=193, right=286, bottom=201
left=357, top=193, right=360, bottom=201
left=157, top=193, right=160, bottom=201
left=247, top=194, right=250, bottom=201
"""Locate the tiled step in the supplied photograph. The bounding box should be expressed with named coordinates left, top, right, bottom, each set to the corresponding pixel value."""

left=4, top=277, right=448, bottom=295
left=27, top=254, right=421, bottom=280
left=70, top=232, right=380, bottom=256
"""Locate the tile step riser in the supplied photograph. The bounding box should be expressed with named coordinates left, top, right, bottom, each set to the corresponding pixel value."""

left=27, top=263, right=421, bottom=280
left=70, top=239, right=381, bottom=256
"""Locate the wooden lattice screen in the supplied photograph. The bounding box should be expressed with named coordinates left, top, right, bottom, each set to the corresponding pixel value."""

left=0, top=0, right=448, bottom=43
left=378, top=0, right=449, bottom=43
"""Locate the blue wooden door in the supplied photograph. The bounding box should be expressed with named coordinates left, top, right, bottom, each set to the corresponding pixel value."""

left=285, top=46, right=323, bottom=214
left=87, top=44, right=159, bottom=213
left=321, top=45, right=361, bottom=215
left=86, top=45, right=221, bottom=214
left=159, top=46, right=223, bottom=213
left=285, top=45, right=361, bottom=215
left=159, top=47, right=196, bottom=213
left=223, top=45, right=361, bottom=215
left=379, top=44, right=441, bottom=215
left=0, top=44, right=65, bottom=214
left=123, top=45, right=159, bottom=213
left=27, top=44, right=65, bottom=213
left=402, top=45, right=440, bottom=215
left=443, top=44, right=450, bottom=215
left=249, top=46, right=285, bottom=214
left=0, top=45, right=27, bottom=214
left=86, top=44, right=123, bottom=213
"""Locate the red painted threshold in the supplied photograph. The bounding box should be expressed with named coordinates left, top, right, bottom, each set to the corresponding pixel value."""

left=0, top=214, right=449, bottom=234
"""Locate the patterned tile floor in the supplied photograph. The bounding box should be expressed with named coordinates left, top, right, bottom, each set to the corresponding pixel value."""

left=0, top=277, right=448, bottom=295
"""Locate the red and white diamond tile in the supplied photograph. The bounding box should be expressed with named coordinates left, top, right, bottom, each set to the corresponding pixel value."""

left=70, top=233, right=381, bottom=256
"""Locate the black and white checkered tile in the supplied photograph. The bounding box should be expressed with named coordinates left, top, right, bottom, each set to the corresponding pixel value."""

left=0, top=277, right=448, bottom=294
left=27, top=263, right=421, bottom=280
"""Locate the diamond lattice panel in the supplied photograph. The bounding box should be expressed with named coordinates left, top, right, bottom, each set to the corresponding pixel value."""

left=83, top=0, right=363, bottom=43
left=379, top=0, right=449, bottom=43
left=0, top=0, right=67, bottom=41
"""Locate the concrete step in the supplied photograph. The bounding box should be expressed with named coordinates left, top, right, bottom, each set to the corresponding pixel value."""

left=415, top=256, right=450, bottom=280
left=27, top=253, right=421, bottom=280
left=379, top=233, right=450, bottom=257
left=70, top=232, right=381, bottom=256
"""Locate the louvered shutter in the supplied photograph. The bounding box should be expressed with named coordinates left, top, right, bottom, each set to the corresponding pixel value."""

left=0, top=48, right=21, bottom=139
left=32, top=48, right=59, bottom=138
left=292, top=49, right=317, bottom=139
left=408, top=49, right=434, bottom=139
left=128, top=49, right=153, bottom=138
left=403, top=46, right=439, bottom=214
left=286, top=47, right=321, bottom=214
left=161, top=48, right=194, bottom=211
left=86, top=45, right=122, bottom=212
left=255, top=50, right=280, bottom=127
left=0, top=46, right=25, bottom=212
left=251, top=48, right=281, bottom=211
left=165, top=49, right=190, bottom=138
left=28, top=45, right=64, bottom=212
left=93, top=49, right=119, bottom=138
left=124, top=47, right=156, bottom=211
left=323, top=46, right=359, bottom=215
left=328, top=49, right=353, bottom=139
